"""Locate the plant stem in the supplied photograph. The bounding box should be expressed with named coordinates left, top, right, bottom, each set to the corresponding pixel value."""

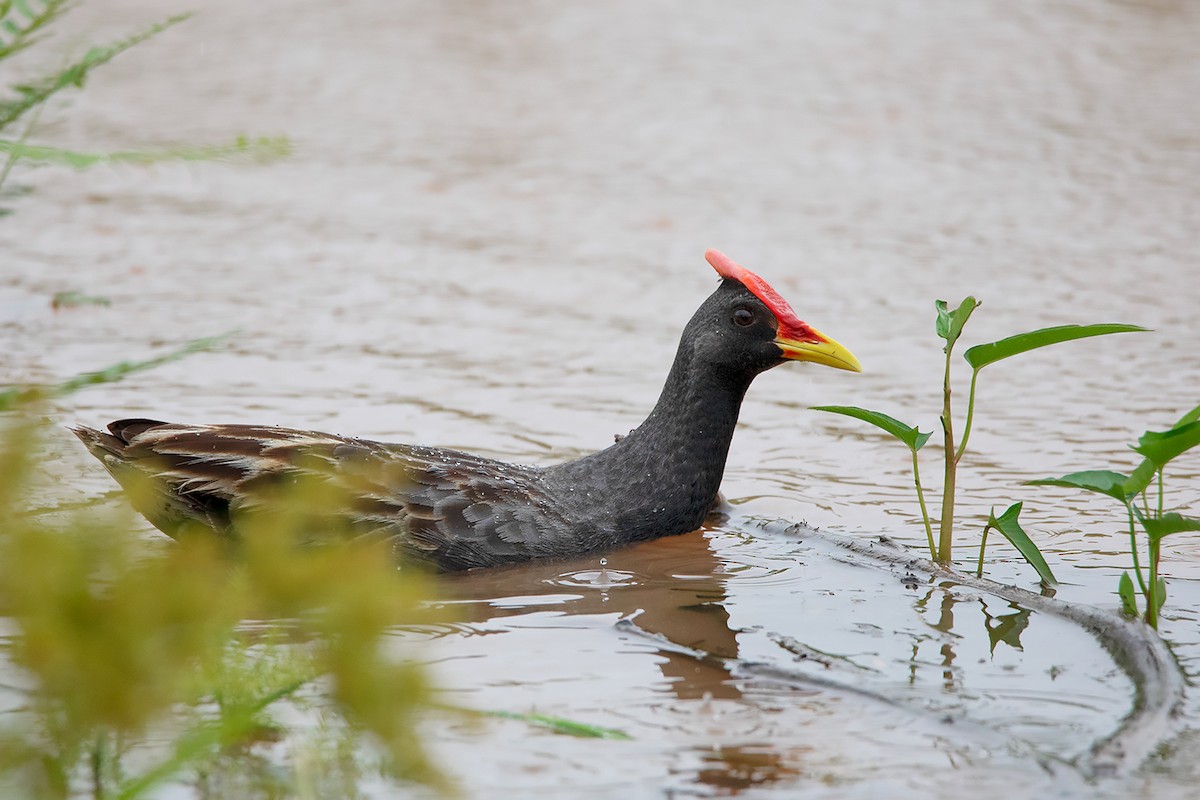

left=91, top=733, right=107, bottom=800
left=1156, top=469, right=1163, bottom=517
left=954, top=368, right=981, bottom=464
left=1125, top=503, right=1148, bottom=594
left=976, top=523, right=990, bottom=578
left=1145, top=539, right=1160, bottom=630
left=937, top=348, right=956, bottom=564
left=911, top=449, right=936, bottom=560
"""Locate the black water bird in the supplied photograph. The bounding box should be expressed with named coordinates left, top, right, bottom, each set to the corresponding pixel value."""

left=74, top=250, right=861, bottom=570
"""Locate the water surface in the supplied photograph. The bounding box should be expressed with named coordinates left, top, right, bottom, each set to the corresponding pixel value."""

left=2, top=0, right=1198, bottom=796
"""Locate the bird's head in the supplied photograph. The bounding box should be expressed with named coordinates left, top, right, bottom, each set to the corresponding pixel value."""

left=685, top=249, right=862, bottom=377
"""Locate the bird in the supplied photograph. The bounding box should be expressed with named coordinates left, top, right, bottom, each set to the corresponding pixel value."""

left=74, top=250, right=861, bottom=571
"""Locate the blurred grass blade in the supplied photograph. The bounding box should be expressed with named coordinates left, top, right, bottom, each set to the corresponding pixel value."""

left=1027, top=470, right=1130, bottom=504
left=51, top=290, right=111, bottom=308
left=116, top=679, right=309, bottom=800
left=0, top=135, right=291, bottom=168
left=0, top=0, right=70, bottom=60
left=1133, top=510, right=1200, bottom=543
left=0, top=13, right=191, bottom=129
left=1130, top=420, right=1200, bottom=472
left=935, top=297, right=978, bottom=351
left=484, top=710, right=632, bottom=740
left=0, top=333, right=230, bottom=410
left=1117, top=572, right=1138, bottom=616
left=963, top=324, right=1147, bottom=371
left=810, top=405, right=932, bottom=452
left=987, top=502, right=1057, bottom=585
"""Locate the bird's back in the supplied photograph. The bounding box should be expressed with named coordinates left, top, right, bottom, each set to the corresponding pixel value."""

left=73, top=419, right=582, bottom=570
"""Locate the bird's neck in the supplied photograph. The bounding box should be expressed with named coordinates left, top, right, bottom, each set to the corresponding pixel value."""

left=548, top=341, right=754, bottom=539
left=627, top=346, right=750, bottom=473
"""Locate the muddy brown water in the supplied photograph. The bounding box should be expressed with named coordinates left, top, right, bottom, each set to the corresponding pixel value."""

left=3, top=0, right=1199, bottom=796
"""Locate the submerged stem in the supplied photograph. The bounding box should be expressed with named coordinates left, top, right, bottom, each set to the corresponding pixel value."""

left=911, top=449, right=936, bottom=560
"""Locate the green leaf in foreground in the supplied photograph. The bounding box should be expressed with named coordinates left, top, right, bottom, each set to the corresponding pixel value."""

left=1131, top=420, right=1200, bottom=473
left=935, top=297, right=978, bottom=351
left=1117, top=572, right=1138, bottom=617
left=484, top=710, right=632, bottom=740
left=1027, top=470, right=1130, bottom=504
left=810, top=405, right=932, bottom=452
left=51, top=290, right=111, bottom=309
left=962, top=323, right=1147, bottom=371
left=0, top=333, right=230, bottom=410
left=1134, top=511, right=1200, bottom=543
left=0, top=136, right=291, bottom=168
left=987, top=502, right=1057, bottom=585
left=0, top=0, right=72, bottom=61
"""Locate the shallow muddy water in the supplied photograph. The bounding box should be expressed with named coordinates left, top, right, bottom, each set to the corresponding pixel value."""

left=3, top=0, right=1200, bottom=796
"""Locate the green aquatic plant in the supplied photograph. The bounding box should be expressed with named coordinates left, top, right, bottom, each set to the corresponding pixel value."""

left=1029, top=404, right=1200, bottom=629
left=0, top=351, right=447, bottom=798
left=0, top=2, right=287, bottom=207
left=813, top=298, right=1144, bottom=584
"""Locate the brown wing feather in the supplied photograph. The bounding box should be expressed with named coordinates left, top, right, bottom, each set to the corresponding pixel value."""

left=72, top=419, right=576, bottom=570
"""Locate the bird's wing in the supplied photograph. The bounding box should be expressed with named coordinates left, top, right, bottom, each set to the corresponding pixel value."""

left=73, top=419, right=573, bottom=569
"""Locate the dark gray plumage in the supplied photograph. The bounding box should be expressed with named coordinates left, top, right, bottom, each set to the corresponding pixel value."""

left=74, top=253, right=860, bottom=571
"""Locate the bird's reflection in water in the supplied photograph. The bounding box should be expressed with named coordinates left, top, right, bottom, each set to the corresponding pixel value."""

left=434, top=523, right=819, bottom=794
left=436, top=521, right=742, bottom=704
left=685, top=744, right=804, bottom=795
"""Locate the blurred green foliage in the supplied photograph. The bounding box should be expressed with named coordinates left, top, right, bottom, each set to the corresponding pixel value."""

left=0, top=1, right=287, bottom=208
left=0, top=395, right=447, bottom=798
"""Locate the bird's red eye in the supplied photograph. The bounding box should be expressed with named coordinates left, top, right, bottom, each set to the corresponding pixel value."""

left=732, top=309, right=754, bottom=327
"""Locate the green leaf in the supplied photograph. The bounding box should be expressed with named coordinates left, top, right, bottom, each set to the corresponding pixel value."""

left=1027, top=470, right=1130, bottom=504
left=1124, top=459, right=1158, bottom=500
left=810, top=405, right=932, bottom=452
left=484, top=710, right=632, bottom=740
left=962, top=323, right=1147, bottom=371
left=1155, top=578, right=1167, bottom=612
left=1134, top=511, right=1200, bottom=543
left=935, top=297, right=978, bottom=351
left=1131, top=420, right=1200, bottom=473
left=1117, top=572, right=1138, bottom=616
left=1126, top=404, right=1200, bottom=497
left=987, top=502, right=1057, bottom=585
